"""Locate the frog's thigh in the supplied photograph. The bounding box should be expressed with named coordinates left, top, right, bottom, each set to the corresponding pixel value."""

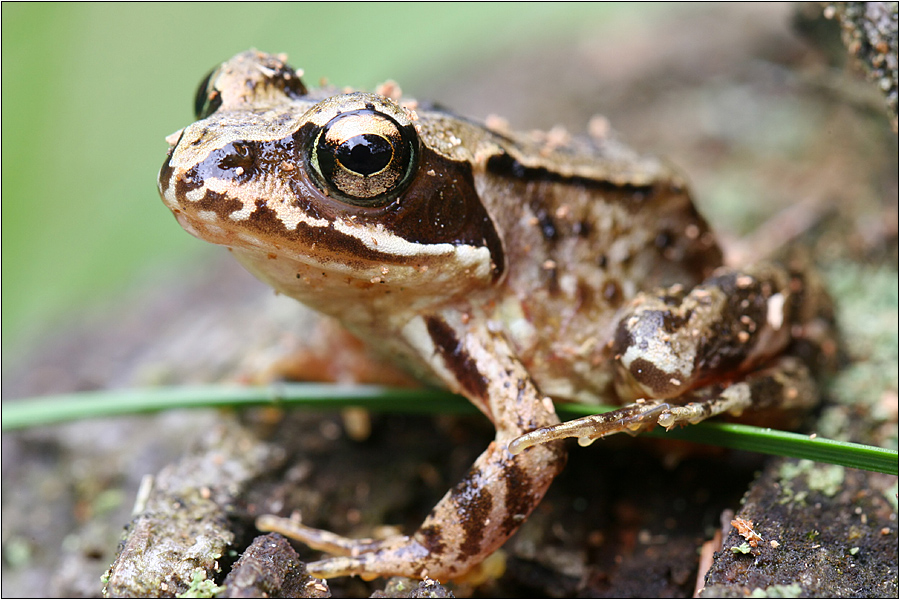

left=612, top=261, right=828, bottom=401
left=510, top=356, right=816, bottom=452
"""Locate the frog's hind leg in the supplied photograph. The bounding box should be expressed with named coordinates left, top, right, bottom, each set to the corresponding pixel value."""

left=510, top=355, right=817, bottom=454
left=611, top=261, right=833, bottom=403
left=257, top=317, right=567, bottom=581
left=258, top=432, right=566, bottom=580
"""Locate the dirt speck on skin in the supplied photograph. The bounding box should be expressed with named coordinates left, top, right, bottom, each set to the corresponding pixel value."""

left=3, top=4, right=896, bottom=598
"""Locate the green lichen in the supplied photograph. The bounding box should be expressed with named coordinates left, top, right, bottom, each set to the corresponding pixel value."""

left=779, top=459, right=807, bottom=481
left=806, top=464, right=845, bottom=497
left=175, top=569, right=225, bottom=599
left=778, top=459, right=845, bottom=500
left=748, top=583, right=803, bottom=598
left=731, top=542, right=752, bottom=554
left=824, top=264, right=899, bottom=429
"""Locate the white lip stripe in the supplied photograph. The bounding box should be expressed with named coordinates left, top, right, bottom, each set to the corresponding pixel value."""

left=331, top=219, right=455, bottom=257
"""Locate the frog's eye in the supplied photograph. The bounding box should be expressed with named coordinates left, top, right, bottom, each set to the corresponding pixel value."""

left=194, top=68, right=222, bottom=120
left=193, top=53, right=309, bottom=121
left=308, top=108, right=418, bottom=207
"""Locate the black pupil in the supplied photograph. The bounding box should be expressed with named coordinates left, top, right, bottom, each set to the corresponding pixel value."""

left=336, top=134, right=392, bottom=176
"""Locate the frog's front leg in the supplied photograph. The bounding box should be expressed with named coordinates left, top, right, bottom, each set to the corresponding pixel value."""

left=511, top=355, right=818, bottom=452
left=258, top=315, right=566, bottom=581
left=511, top=262, right=833, bottom=452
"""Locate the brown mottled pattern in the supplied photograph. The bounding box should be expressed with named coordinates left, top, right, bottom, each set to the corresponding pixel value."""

left=194, top=189, right=241, bottom=216
left=692, top=271, right=773, bottom=374
left=168, top=119, right=507, bottom=278
left=499, top=459, right=535, bottom=537
left=195, top=50, right=309, bottom=120
left=612, top=264, right=813, bottom=400
left=417, top=524, right=446, bottom=556
left=240, top=204, right=425, bottom=269
left=449, top=467, right=494, bottom=561
left=424, top=316, right=489, bottom=402
left=170, top=165, right=427, bottom=270
left=624, top=356, right=679, bottom=394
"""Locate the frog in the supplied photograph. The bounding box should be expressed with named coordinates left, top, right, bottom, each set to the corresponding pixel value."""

left=157, top=50, right=834, bottom=582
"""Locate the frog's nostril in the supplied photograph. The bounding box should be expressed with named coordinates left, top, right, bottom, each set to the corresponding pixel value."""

left=219, top=142, right=255, bottom=170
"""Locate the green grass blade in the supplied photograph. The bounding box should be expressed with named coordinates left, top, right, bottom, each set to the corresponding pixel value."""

left=0, top=384, right=469, bottom=429
left=645, top=422, right=896, bottom=474
left=2, top=385, right=896, bottom=475
left=554, top=403, right=898, bottom=475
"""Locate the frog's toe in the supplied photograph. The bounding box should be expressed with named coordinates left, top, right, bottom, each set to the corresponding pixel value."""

left=256, top=514, right=399, bottom=556
left=508, top=400, right=671, bottom=454
left=304, top=556, right=364, bottom=580
left=257, top=514, right=432, bottom=579
left=305, top=553, right=411, bottom=581
left=257, top=514, right=459, bottom=580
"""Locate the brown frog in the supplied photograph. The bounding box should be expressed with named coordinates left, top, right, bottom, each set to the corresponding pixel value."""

left=157, top=50, right=832, bottom=581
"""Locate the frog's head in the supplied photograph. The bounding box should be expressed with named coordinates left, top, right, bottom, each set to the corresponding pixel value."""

left=158, top=51, right=504, bottom=316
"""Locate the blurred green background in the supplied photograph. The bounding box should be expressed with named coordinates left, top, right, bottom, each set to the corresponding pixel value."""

left=2, top=2, right=642, bottom=355
left=2, top=3, right=648, bottom=354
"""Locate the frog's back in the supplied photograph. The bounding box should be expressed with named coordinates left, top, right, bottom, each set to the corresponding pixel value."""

left=425, top=112, right=724, bottom=402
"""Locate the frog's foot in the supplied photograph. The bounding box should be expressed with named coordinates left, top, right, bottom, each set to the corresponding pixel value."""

left=509, top=356, right=816, bottom=454
left=257, top=435, right=566, bottom=581
left=256, top=515, right=421, bottom=579
left=256, top=515, right=392, bottom=557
